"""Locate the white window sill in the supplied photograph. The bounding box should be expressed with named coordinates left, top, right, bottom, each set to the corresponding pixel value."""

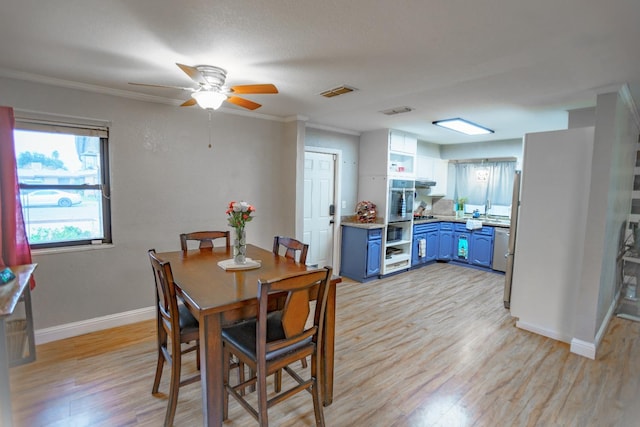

left=33, top=243, right=114, bottom=256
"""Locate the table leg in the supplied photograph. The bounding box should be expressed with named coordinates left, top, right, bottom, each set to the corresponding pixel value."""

left=0, top=318, right=14, bottom=427
left=200, top=313, right=223, bottom=427
left=322, top=281, right=336, bottom=406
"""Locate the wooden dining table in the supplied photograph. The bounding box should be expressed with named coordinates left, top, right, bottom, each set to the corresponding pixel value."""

left=156, top=245, right=340, bottom=427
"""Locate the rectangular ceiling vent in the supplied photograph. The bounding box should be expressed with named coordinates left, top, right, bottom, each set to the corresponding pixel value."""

left=320, top=85, right=357, bottom=98
left=380, top=106, right=414, bottom=115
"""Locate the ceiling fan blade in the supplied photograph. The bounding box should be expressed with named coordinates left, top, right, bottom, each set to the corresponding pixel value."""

left=176, top=63, right=208, bottom=85
left=226, top=96, right=261, bottom=110
left=230, top=84, right=278, bottom=94
left=180, top=98, right=198, bottom=107
left=129, top=82, right=195, bottom=91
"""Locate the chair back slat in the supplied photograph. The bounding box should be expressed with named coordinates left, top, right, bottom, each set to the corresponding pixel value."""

left=272, top=236, right=309, bottom=264
left=259, top=268, right=331, bottom=352
left=281, top=290, right=311, bottom=338
left=180, top=231, right=230, bottom=251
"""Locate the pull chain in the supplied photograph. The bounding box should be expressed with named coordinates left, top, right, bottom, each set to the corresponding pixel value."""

left=208, top=110, right=213, bottom=149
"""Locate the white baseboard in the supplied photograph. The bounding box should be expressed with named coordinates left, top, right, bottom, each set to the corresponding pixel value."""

left=515, top=320, right=571, bottom=343
left=35, top=306, right=155, bottom=345
left=570, top=338, right=596, bottom=359
left=570, top=291, right=620, bottom=360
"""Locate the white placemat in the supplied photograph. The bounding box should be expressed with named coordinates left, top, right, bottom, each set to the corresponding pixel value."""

left=217, top=258, right=261, bottom=271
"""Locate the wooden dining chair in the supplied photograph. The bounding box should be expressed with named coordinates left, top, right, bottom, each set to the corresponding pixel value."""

left=148, top=249, right=201, bottom=427
left=272, top=235, right=311, bottom=373
left=180, top=230, right=230, bottom=251
left=272, top=236, right=309, bottom=264
left=222, top=267, right=332, bottom=427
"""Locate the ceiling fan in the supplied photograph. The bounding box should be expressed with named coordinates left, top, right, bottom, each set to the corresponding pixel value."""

left=129, top=63, right=278, bottom=111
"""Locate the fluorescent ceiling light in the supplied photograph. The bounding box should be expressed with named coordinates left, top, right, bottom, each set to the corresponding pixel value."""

left=192, top=91, right=227, bottom=109
left=432, top=118, right=494, bottom=135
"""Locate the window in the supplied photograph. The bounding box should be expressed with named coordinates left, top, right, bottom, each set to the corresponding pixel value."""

left=453, top=160, right=516, bottom=216
left=13, top=118, right=111, bottom=249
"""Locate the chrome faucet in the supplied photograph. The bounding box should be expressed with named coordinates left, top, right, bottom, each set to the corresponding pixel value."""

left=484, top=199, right=491, bottom=219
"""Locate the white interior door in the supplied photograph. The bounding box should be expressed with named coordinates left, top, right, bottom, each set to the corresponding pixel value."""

left=303, top=151, right=335, bottom=267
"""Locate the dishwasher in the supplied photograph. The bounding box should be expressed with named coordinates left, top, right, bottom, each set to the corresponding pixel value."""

left=492, top=227, right=509, bottom=272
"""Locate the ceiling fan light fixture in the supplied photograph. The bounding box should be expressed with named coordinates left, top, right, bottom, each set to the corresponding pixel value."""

left=433, top=118, right=494, bottom=135
left=192, top=91, right=227, bottom=109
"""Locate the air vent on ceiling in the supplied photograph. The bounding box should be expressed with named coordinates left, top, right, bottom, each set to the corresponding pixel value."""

left=380, top=106, right=414, bottom=115
left=320, top=85, right=357, bottom=98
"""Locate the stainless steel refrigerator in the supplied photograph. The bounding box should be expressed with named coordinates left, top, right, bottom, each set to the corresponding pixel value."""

left=503, top=169, right=521, bottom=308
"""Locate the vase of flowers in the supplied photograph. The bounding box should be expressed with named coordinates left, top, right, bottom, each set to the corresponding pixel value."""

left=226, top=201, right=255, bottom=264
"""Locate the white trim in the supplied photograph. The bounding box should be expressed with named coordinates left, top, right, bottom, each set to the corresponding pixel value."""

left=570, top=295, right=618, bottom=359
left=33, top=243, right=114, bottom=256
left=0, top=67, right=284, bottom=123
left=570, top=286, right=624, bottom=359
left=569, top=338, right=596, bottom=359
left=306, top=122, right=361, bottom=136
left=285, top=114, right=309, bottom=123
left=515, top=320, right=571, bottom=343
left=34, top=306, right=155, bottom=345
left=595, top=293, right=618, bottom=345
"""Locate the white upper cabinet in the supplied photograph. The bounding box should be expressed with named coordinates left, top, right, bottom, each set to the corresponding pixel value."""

left=389, top=131, right=417, bottom=155
left=416, top=155, right=435, bottom=180
left=416, top=154, right=448, bottom=196
left=388, top=131, right=416, bottom=178
left=359, top=129, right=416, bottom=179
left=430, top=159, right=448, bottom=196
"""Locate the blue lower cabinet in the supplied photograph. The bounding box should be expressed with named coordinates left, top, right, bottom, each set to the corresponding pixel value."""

left=470, top=226, right=494, bottom=268
left=438, top=222, right=453, bottom=261
left=340, top=226, right=382, bottom=282
left=452, top=223, right=470, bottom=264
left=412, top=223, right=439, bottom=267
left=366, top=238, right=382, bottom=276
left=412, top=232, right=426, bottom=266
left=425, top=230, right=438, bottom=262
left=453, top=232, right=470, bottom=263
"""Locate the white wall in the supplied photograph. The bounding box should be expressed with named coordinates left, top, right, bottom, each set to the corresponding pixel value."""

left=574, top=90, right=638, bottom=346
left=0, top=76, right=295, bottom=331
left=440, top=138, right=524, bottom=167
left=305, top=127, right=360, bottom=214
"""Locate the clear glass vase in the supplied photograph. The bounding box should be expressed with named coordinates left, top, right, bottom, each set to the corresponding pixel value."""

left=233, top=227, right=247, bottom=264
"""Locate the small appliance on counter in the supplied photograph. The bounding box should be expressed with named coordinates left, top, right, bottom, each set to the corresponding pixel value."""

left=413, top=200, right=427, bottom=216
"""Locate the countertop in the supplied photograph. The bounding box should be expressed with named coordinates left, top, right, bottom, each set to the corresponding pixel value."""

left=340, top=221, right=386, bottom=229
left=342, top=216, right=511, bottom=228
left=413, top=216, right=511, bottom=228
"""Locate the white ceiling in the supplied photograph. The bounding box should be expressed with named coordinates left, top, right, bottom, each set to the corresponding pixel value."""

left=1, top=0, right=639, bottom=144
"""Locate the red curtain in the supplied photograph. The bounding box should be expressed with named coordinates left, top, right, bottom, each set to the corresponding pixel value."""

left=0, top=106, right=34, bottom=288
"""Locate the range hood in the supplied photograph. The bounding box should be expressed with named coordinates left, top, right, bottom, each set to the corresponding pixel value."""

left=415, top=180, right=436, bottom=188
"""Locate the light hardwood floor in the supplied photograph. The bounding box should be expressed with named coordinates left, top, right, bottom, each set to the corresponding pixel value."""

left=9, top=262, right=640, bottom=426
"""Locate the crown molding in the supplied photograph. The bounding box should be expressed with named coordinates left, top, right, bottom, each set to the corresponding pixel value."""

left=305, top=121, right=360, bottom=136
left=0, top=67, right=285, bottom=123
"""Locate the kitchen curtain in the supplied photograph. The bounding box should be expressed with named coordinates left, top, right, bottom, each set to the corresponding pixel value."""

left=0, top=106, right=34, bottom=288
left=454, top=160, right=516, bottom=211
